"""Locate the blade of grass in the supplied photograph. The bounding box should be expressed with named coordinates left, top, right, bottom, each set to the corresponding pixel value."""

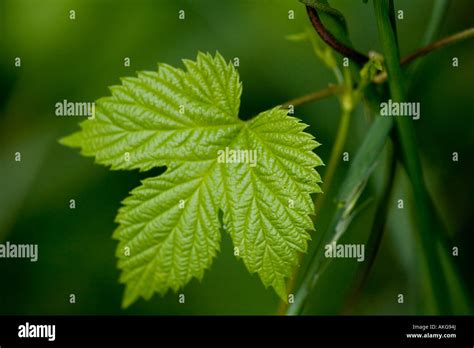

left=373, top=0, right=450, bottom=314
left=342, top=142, right=397, bottom=313
left=422, top=0, right=450, bottom=47
left=406, top=0, right=471, bottom=314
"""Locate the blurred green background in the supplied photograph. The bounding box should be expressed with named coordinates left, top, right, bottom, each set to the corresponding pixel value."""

left=0, top=0, right=473, bottom=315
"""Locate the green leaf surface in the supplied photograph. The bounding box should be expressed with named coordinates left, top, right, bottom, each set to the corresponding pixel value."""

left=61, top=52, right=323, bottom=307
left=61, top=52, right=243, bottom=171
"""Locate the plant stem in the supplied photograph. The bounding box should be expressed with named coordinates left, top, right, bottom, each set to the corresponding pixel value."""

left=373, top=0, right=450, bottom=314
left=281, top=84, right=341, bottom=109
left=402, top=27, right=474, bottom=66
left=314, top=108, right=351, bottom=214
left=305, top=5, right=368, bottom=64
left=373, top=27, right=474, bottom=83
left=388, top=0, right=399, bottom=47
left=282, top=27, right=474, bottom=107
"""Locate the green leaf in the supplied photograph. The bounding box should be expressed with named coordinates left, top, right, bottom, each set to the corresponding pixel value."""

left=114, top=160, right=222, bottom=308
left=60, top=52, right=243, bottom=171
left=61, top=52, right=323, bottom=307
left=221, top=108, right=323, bottom=299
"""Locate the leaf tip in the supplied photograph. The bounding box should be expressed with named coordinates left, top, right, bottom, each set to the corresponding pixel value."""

left=59, top=132, right=80, bottom=148
left=121, top=296, right=134, bottom=309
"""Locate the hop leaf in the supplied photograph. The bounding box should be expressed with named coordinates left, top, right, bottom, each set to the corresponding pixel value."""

left=61, top=52, right=323, bottom=307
